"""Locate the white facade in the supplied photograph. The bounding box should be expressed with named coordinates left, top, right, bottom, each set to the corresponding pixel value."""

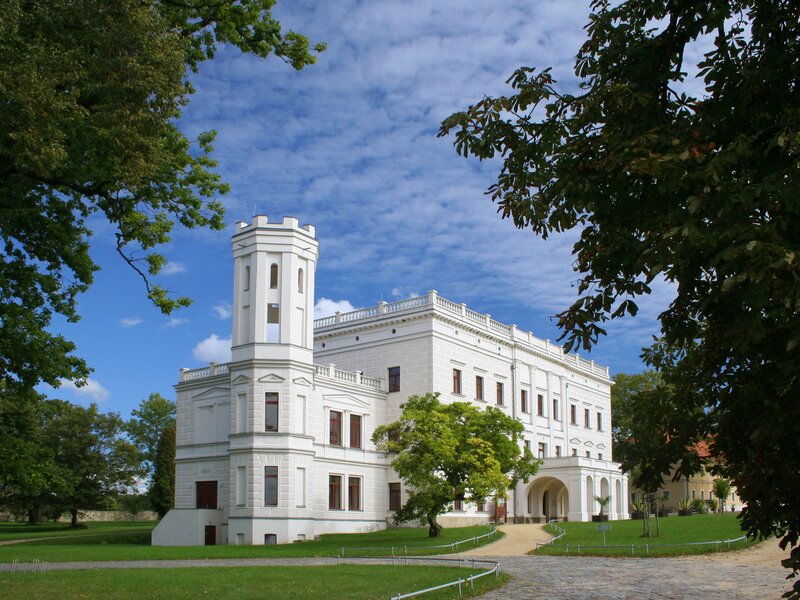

left=152, top=215, right=628, bottom=546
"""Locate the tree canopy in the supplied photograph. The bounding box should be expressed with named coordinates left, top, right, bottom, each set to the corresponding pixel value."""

left=125, top=393, right=176, bottom=478
left=372, top=393, right=539, bottom=537
left=610, top=371, right=664, bottom=464
left=439, top=1, right=800, bottom=594
left=0, top=0, right=324, bottom=388
left=149, top=425, right=176, bottom=518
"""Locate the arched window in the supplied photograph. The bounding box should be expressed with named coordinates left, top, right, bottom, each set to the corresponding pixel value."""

left=243, top=265, right=250, bottom=291
left=270, top=263, right=278, bottom=289
left=298, top=268, right=304, bottom=294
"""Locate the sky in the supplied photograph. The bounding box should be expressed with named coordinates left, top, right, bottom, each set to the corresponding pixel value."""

left=41, top=0, right=677, bottom=419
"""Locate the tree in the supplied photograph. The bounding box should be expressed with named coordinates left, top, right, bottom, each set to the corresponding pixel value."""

left=45, top=402, right=139, bottom=527
left=150, top=425, right=176, bottom=518
left=714, top=478, right=733, bottom=513
left=594, top=495, right=611, bottom=516
left=125, top=393, right=176, bottom=478
left=0, top=0, right=324, bottom=388
left=440, top=1, right=800, bottom=594
left=120, top=494, right=151, bottom=521
left=610, top=371, right=664, bottom=464
left=372, top=393, right=539, bottom=537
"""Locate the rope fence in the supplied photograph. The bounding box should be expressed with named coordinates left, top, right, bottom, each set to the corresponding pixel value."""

left=340, top=526, right=498, bottom=557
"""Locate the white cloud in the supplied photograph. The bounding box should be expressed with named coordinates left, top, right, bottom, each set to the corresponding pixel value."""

left=166, top=317, right=188, bottom=328
left=59, top=378, right=110, bottom=402
left=314, top=298, right=356, bottom=320
left=213, top=302, right=232, bottom=319
left=120, top=317, right=143, bottom=328
left=193, top=334, right=232, bottom=364
left=161, top=261, right=187, bottom=275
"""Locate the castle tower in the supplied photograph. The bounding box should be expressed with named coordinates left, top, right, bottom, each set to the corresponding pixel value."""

left=231, top=215, right=318, bottom=363
left=227, top=215, right=319, bottom=545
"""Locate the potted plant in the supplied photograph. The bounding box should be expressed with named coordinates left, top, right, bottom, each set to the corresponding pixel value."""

left=630, top=498, right=645, bottom=520
left=677, top=497, right=692, bottom=516
left=691, top=498, right=707, bottom=514
left=592, top=495, right=611, bottom=522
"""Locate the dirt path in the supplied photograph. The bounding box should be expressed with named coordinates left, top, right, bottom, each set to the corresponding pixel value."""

left=459, top=523, right=551, bottom=556
left=0, top=531, right=144, bottom=546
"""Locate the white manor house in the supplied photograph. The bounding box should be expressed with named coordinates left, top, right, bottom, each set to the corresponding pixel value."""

left=152, top=215, right=629, bottom=546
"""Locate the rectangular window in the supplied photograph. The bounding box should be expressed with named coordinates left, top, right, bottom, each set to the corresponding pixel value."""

left=496, top=382, right=504, bottom=406
left=296, top=467, right=306, bottom=507
left=701, top=490, right=705, bottom=500
left=329, top=475, right=342, bottom=510
left=692, top=489, right=696, bottom=500
left=452, top=369, right=462, bottom=394
left=524, top=440, right=531, bottom=453
left=584, top=408, right=590, bottom=428
left=264, top=466, right=278, bottom=507
left=598, top=453, right=603, bottom=460
left=538, top=443, right=546, bottom=458
left=297, top=395, right=306, bottom=435
left=477, top=501, right=486, bottom=512
left=537, top=394, right=544, bottom=416
left=330, top=411, right=342, bottom=446
left=265, top=393, right=279, bottom=432
left=267, top=303, right=280, bottom=343
left=237, top=393, right=247, bottom=433
left=236, top=466, right=246, bottom=507
left=597, top=412, right=603, bottom=431
left=555, top=445, right=562, bottom=457
left=586, top=451, right=591, bottom=458
left=389, top=482, right=401, bottom=511
left=348, top=477, right=362, bottom=511
left=663, top=490, right=670, bottom=500
left=454, top=497, right=463, bottom=511
left=553, top=398, right=559, bottom=420
left=572, top=448, right=578, bottom=456
left=475, top=375, right=484, bottom=401
left=570, top=404, right=577, bottom=425
left=350, top=414, right=362, bottom=449
left=521, top=389, right=528, bottom=413
left=388, top=367, right=400, bottom=392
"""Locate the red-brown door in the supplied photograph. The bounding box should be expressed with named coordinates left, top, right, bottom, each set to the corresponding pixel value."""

left=196, top=481, right=218, bottom=509
left=204, top=525, right=216, bottom=545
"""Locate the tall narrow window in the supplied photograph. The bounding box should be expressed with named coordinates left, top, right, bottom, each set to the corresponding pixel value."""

left=265, top=393, right=278, bottom=432
left=555, top=445, right=562, bottom=457
left=350, top=414, right=362, bottom=449
left=267, top=303, right=280, bottom=343
left=270, top=263, right=278, bottom=288
left=475, top=375, right=484, bottom=401
left=584, top=408, right=590, bottom=428
left=388, top=367, right=400, bottom=392
left=454, top=497, right=463, bottom=511
left=264, top=466, right=278, bottom=507
left=243, top=265, right=250, bottom=291
left=236, top=466, right=246, bottom=507
left=329, top=475, right=342, bottom=510
left=477, top=501, right=486, bottom=512
left=389, top=482, right=401, bottom=510
left=237, top=393, right=247, bottom=433
left=538, top=443, right=547, bottom=458
left=496, top=382, right=504, bottom=406
left=295, top=467, right=306, bottom=507
left=553, top=398, right=559, bottom=420
left=348, top=477, right=362, bottom=511
left=537, top=394, right=544, bottom=416
left=330, top=410, right=342, bottom=446
left=452, top=369, right=462, bottom=394
left=570, top=404, right=577, bottom=425
left=597, top=412, right=603, bottom=431
left=521, top=389, right=528, bottom=413
left=297, top=268, right=304, bottom=293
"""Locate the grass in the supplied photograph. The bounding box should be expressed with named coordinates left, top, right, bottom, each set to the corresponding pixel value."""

left=0, top=565, right=510, bottom=599
left=0, top=524, right=500, bottom=563
left=536, top=512, right=754, bottom=556
left=0, top=521, right=155, bottom=542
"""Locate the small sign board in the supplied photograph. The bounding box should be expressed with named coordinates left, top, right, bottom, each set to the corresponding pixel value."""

left=596, top=524, right=612, bottom=532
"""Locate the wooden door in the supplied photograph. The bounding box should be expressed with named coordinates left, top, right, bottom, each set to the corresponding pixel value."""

left=196, top=481, right=218, bottom=509
left=204, top=525, right=216, bottom=545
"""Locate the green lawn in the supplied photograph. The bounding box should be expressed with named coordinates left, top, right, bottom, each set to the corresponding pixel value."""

left=0, top=524, right=500, bottom=563
left=536, top=513, right=753, bottom=556
left=0, top=521, right=155, bottom=542
left=0, top=565, right=509, bottom=599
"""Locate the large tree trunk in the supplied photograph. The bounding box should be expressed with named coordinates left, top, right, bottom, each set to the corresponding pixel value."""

left=27, top=507, right=40, bottom=525
left=70, top=508, right=79, bottom=528
left=427, top=516, right=442, bottom=538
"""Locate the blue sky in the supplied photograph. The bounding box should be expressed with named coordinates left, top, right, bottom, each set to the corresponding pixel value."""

left=42, top=0, right=674, bottom=418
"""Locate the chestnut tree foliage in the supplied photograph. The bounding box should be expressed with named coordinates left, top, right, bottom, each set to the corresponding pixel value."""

left=439, top=1, right=800, bottom=594
left=0, top=0, right=324, bottom=388
left=372, top=393, right=539, bottom=537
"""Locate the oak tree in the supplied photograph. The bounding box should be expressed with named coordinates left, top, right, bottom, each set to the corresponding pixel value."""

left=440, top=1, right=800, bottom=594
left=125, top=393, right=176, bottom=478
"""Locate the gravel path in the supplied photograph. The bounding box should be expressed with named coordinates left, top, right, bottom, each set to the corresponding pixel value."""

left=474, top=538, right=794, bottom=599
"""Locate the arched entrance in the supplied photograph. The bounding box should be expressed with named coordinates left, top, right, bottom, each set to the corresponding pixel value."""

left=527, top=477, right=569, bottom=523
